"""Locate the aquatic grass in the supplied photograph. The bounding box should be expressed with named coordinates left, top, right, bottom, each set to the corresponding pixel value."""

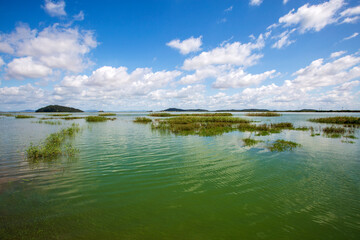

left=63, top=116, right=86, bottom=120
left=33, top=120, right=62, bottom=125
left=243, top=138, right=263, bottom=147
left=246, top=112, right=281, bottom=117
left=322, top=126, right=346, bottom=134
left=270, top=122, right=293, bottom=129
left=148, top=113, right=172, bottom=117
left=166, top=116, right=249, bottom=124
left=98, top=113, right=116, bottom=116
left=341, top=140, right=355, bottom=144
left=149, top=113, right=232, bottom=117
left=133, top=117, right=152, bottom=123
left=0, top=113, right=14, bottom=117
left=344, top=135, right=357, bottom=139
left=48, top=114, right=71, bottom=117
left=26, top=123, right=80, bottom=162
left=85, top=116, right=116, bottom=122
left=309, top=116, right=360, bottom=125
left=268, top=140, right=301, bottom=152
left=15, top=115, right=35, bottom=119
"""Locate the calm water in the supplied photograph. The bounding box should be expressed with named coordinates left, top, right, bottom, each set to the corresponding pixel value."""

left=1, top=112, right=360, bottom=239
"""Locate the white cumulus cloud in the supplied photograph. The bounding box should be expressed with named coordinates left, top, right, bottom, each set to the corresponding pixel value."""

left=42, top=0, right=66, bottom=17
left=166, top=36, right=202, bottom=55
left=250, top=0, right=263, bottom=6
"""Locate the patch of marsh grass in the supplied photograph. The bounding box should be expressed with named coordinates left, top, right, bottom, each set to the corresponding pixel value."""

left=48, top=114, right=71, bottom=116
left=0, top=113, right=14, bottom=117
left=149, top=113, right=232, bottom=117
left=98, top=113, right=116, bottom=116
left=243, top=138, right=263, bottom=147
left=85, top=116, right=116, bottom=122
left=26, top=123, right=80, bottom=162
left=33, top=120, right=62, bottom=125
left=134, top=117, right=152, bottom=123
left=268, top=140, right=301, bottom=152
left=15, top=115, right=35, bottom=119
left=309, top=116, right=360, bottom=125
left=246, top=112, right=281, bottom=117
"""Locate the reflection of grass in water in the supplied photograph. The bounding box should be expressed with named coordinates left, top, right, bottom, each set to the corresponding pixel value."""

left=26, top=123, right=80, bottom=162
left=243, top=138, right=263, bottom=147
left=133, top=117, right=152, bottom=123
left=246, top=112, right=281, bottom=117
left=268, top=140, right=301, bottom=152
left=15, top=115, right=35, bottom=118
left=98, top=113, right=116, bottom=116
left=149, top=113, right=233, bottom=117
left=309, top=116, right=360, bottom=125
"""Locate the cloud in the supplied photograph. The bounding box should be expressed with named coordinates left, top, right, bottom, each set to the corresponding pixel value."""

left=330, top=50, right=346, bottom=58
left=0, top=57, right=4, bottom=67
left=224, top=6, right=233, bottom=12
left=340, top=5, right=360, bottom=17
left=343, top=32, right=359, bottom=41
left=0, top=23, right=97, bottom=79
left=42, top=0, right=66, bottom=17
left=272, top=29, right=296, bottom=49
left=53, top=66, right=181, bottom=101
left=183, top=34, right=264, bottom=70
left=278, top=0, right=344, bottom=33
left=73, top=11, right=84, bottom=21
left=0, top=84, right=46, bottom=108
left=166, top=36, right=202, bottom=55
left=250, top=0, right=263, bottom=6
left=212, top=69, right=276, bottom=89
left=6, top=57, right=53, bottom=79
left=283, top=0, right=289, bottom=4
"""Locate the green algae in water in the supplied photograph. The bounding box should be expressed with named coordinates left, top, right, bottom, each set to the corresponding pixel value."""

left=268, top=139, right=301, bottom=152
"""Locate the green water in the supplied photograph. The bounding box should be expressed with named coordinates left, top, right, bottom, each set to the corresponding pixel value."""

left=1, top=113, right=360, bottom=239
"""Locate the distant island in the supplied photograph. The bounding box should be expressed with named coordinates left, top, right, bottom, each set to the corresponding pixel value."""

left=36, top=105, right=83, bottom=113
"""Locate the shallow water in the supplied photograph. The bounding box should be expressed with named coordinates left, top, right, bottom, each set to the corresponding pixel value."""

left=1, top=112, right=360, bottom=239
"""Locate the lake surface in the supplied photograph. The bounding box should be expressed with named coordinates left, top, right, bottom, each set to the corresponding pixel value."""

left=1, top=112, right=360, bottom=239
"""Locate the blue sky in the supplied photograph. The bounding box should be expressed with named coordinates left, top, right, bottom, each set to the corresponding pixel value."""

left=0, top=0, right=359, bottom=111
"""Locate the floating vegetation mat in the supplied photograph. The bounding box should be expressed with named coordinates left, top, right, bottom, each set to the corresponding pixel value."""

left=85, top=116, right=116, bottom=122
left=48, top=114, right=72, bottom=117
left=133, top=117, right=152, bottom=123
left=308, top=116, right=360, bottom=125
left=33, top=120, right=62, bottom=125
left=245, top=112, right=281, bottom=117
left=15, top=115, right=35, bottom=119
left=148, top=113, right=232, bottom=117
left=98, top=113, right=116, bottom=116
left=26, top=123, right=80, bottom=162
left=268, top=140, right=301, bottom=152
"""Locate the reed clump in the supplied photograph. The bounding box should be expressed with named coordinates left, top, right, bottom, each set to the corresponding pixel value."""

left=98, top=113, right=116, bottom=116
left=268, top=140, right=301, bottom=152
left=134, top=117, right=152, bottom=123
left=243, top=138, right=263, bottom=147
left=33, top=120, right=62, bottom=125
left=48, top=114, right=72, bottom=116
left=149, top=113, right=232, bottom=117
left=246, top=112, right=281, bottom=117
left=85, top=116, right=116, bottom=122
left=0, top=113, right=14, bottom=117
left=63, top=116, right=85, bottom=120
left=26, top=123, right=80, bottom=162
left=15, top=115, right=35, bottom=118
left=309, top=116, right=360, bottom=125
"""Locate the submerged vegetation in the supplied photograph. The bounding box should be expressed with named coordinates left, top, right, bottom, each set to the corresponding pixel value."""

left=33, top=120, right=62, bottom=125
left=309, top=116, right=360, bottom=125
left=26, top=123, right=80, bottom=162
left=149, top=112, right=232, bottom=117
left=48, top=113, right=72, bottom=117
left=99, top=113, right=116, bottom=116
left=246, top=112, right=281, bottom=117
left=15, top=115, right=35, bottom=119
left=85, top=116, right=116, bottom=122
left=134, top=117, right=152, bottom=123
left=268, top=140, right=301, bottom=152
left=243, top=138, right=263, bottom=147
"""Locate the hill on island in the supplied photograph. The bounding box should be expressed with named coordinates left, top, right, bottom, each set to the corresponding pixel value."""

left=36, top=105, right=83, bottom=113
